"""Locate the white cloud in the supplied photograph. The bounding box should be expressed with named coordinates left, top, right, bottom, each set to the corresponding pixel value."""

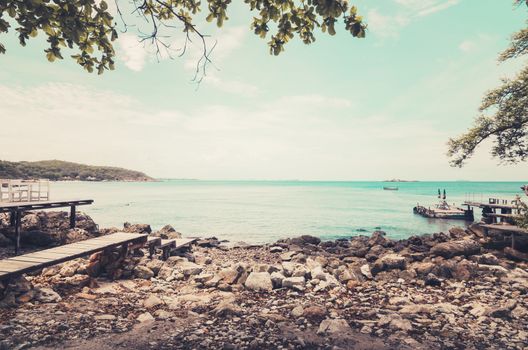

left=459, top=40, right=476, bottom=53
left=118, top=33, right=148, bottom=72
left=369, top=0, right=460, bottom=39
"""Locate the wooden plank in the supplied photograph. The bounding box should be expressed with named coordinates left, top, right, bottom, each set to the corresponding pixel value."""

left=158, top=239, right=176, bottom=248
left=10, top=256, right=51, bottom=263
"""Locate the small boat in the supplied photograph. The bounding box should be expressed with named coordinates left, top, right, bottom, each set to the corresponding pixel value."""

left=383, top=186, right=399, bottom=191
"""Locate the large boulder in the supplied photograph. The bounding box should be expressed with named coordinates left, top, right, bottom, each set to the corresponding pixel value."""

left=282, top=277, right=306, bottom=291
left=244, top=272, right=273, bottom=292
left=317, top=318, right=352, bottom=335
left=152, top=224, right=182, bottom=239
left=123, top=222, right=152, bottom=234
left=430, top=239, right=481, bottom=258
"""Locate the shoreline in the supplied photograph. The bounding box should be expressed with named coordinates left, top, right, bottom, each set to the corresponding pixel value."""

left=0, top=212, right=527, bottom=349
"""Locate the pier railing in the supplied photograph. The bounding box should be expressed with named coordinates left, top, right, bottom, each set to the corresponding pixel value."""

left=0, top=179, right=50, bottom=203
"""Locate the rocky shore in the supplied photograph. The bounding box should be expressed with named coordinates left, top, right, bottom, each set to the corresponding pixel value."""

left=0, top=212, right=527, bottom=349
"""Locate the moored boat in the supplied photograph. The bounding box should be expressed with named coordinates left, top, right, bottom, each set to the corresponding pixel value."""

left=383, top=186, right=399, bottom=191
left=413, top=189, right=474, bottom=220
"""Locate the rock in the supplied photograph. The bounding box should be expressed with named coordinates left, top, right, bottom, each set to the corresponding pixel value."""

left=317, top=318, right=352, bottom=335
left=181, top=262, right=203, bottom=277
left=368, top=231, right=392, bottom=247
left=94, top=314, right=117, bottom=321
left=218, top=265, right=244, bottom=284
left=291, top=305, right=304, bottom=318
left=59, top=260, right=80, bottom=277
left=282, top=277, right=305, bottom=291
left=430, top=239, right=481, bottom=258
left=143, top=294, right=163, bottom=308
left=153, top=309, right=173, bottom=320
left=35, top=288, right=61, bottom=303
left=270, top=271, right=285, bottom=288
left=471, top=253, right=499, bottom=265
left=146, top=259, right=164, bottom=275
left=504, top=247, right=528, bottom=262
left=360, top=264, right=372, bottom=279
left=244, top=272, right=273, bottom=292
left=489, top=300, right=517, bottom=319
left=413, top=262, right=435, bottom=276
left=213, top=300, right=243, bottom=317
left=299, top=235, right=321, bottom=245
left=133, top=266, right=154, bottom=279
left=137, top=312, right=155, bottom=322
left=269, top=246, right=283, bottom=253
left=303, top=305, right=327, bottom=321
left=399, top=304, right=434, bottom=315
left=280, top=251, right=298, bottom=261
left=194, top=273, right=215, bottom=283
left=424, top=273, right=441, bottom=286
left=123, top=222, right=152, bottom=234
left=153, top=225, right=182, bottom=239
left=371, top=254, right=406, bottom=275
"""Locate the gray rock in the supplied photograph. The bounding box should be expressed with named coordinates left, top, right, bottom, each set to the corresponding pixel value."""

left=143, top=294, right=163, bottom=308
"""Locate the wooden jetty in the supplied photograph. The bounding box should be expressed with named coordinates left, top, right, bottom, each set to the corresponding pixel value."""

left=463, top=197, right=522, bottom=225
left=1, top=179, right=50, bottom=203
left=0, top=232, right=147, bottom=281
left=0, top=199, right=94, bottom=254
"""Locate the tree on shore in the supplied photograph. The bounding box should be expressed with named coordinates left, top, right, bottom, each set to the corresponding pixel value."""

left=0, top=0, right=366, bottom=76
left=447, top=2, right=528, bottom=167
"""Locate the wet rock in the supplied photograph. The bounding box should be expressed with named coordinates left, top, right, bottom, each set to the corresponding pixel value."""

left=430, top=239, right=481, bottom=258
left=244, top=272, right=273, bottom=292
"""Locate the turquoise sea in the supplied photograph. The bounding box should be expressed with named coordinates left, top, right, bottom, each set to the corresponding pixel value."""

left=52, top=181, right=526, bottom=244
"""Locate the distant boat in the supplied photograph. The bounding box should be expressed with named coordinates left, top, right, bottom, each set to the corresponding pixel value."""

left=383, top=186, right=399, bottom=191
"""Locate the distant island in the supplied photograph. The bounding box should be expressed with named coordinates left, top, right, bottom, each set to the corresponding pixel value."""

left=383, top=179, right=419, bottom=182
left=0, top=160, right=153, bottom=182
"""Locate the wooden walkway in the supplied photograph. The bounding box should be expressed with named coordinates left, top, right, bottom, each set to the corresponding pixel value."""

left=0, top=199, right=94, bottom=254
left=0, top=232, right=147, bottom=281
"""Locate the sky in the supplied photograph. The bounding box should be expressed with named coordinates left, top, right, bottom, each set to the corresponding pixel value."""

left=1, top=0, right=528, bottom=181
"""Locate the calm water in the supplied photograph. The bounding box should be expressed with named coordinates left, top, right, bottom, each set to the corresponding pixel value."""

left=51, top=181, right=526, bottom=243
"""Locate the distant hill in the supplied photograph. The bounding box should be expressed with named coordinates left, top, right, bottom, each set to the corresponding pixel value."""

left=0, top=160, right=153, bottom=182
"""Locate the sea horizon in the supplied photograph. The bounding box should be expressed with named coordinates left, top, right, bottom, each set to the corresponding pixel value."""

left=51, top=180, right=526, bottom=244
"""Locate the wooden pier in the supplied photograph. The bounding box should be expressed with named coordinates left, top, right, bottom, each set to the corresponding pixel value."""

left=463, top=197, right=521, bottom=225
left=0, top=232, right=147, bottom=281
left=0, top=199, right=94, bottom=254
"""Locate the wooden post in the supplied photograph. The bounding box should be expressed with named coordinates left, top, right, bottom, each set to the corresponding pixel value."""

left=14, top=210, right=21, bottom=255
left=70, top=205, right=76, bottom=229
left=9, top=210, right=16, bottom=227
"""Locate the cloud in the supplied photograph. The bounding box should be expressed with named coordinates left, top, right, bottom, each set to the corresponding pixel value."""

left=368, top=0, right=460, bottom=39
left=459, top=40, right=476, bottom=53
left=394, top=0, right=459, bottom=16
left=118, top=33, right=148, bottom=72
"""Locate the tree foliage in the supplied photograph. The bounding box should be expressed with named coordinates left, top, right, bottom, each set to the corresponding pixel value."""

left=0, top=160, right=152, bottom=181
left=447, top=2, right=528, bottom=167
left=0, top=0, right=366, bottom=76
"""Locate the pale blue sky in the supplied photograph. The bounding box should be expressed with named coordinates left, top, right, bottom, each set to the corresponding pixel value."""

left=1, top=0, right=528, bottom=180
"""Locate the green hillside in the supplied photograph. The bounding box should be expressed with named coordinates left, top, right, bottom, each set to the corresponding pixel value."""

left=0, top=160, right=153, bottom=181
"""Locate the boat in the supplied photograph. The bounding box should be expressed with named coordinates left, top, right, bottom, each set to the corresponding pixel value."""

left=383, top=186, right=399, bottom=191
left=413, top=189, right=474, bottom=220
